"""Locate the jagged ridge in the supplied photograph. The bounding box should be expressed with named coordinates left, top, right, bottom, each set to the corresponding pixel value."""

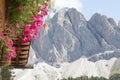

left=31, top=8, right=120, bottom=65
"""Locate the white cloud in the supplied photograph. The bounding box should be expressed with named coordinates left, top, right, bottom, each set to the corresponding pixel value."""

left=54, top=0, right=82, bottom=11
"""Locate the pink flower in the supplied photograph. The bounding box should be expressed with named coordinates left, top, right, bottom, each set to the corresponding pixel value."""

left=22, top=37, right=31, bottom=43
left=5, top=38, right=13, bottom=48
left=32, top=23, right=39, bottom=30
left=36, top=20, right=43, bottom=26
left=42, top=1, right=48, bottom=10
left=40, top=8, right=48, bottom=17
left=23, top=24, right=31, bottom=36
left=0, top=32, right=4, bottom=38
left=22, top=0, right=49, bottom=43
left=11, top=47, right=16, bottom=54
left=32, top=29, right=39, bottom=35
left=30, top=33, right=35, bottom=39
left=7, top=54, right=12, bottom=63
left=16, top=6, right=23, bottom=11
left=7, top=53, right=14, bottom=64
left=7, top=46, right=16, bottom=64
left=32, top=15, right=43, bottom=21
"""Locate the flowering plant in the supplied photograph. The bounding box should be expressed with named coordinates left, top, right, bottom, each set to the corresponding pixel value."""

left=0, top=0, right=49, bottom=66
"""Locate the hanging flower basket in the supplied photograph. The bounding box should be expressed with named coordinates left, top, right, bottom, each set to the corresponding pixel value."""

left=11, top=38, right=31, bottom=67
left=0, top=38, right=30, bottom=67
left=0, top=0, right=49, bottom=68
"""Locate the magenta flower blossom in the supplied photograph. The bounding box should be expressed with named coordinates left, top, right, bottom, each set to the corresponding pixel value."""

left=16, top=6, right=23, bottom=11
left=23, top=24, right=31, bottom=36
left=0, top=32, right=4, bottom=38
left=7, top=47, right=16, bottom=64
left=32, top=16, right=42, bottom=21
left=22, top=0, right=49, bottom=43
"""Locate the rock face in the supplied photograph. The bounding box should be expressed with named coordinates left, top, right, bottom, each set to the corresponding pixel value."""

left=31, top=8, right=120, bottom=65
left=89, top=13, right=120, bottom=49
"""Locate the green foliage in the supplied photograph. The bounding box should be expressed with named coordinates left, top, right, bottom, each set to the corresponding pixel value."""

left=5, top=0, right=48, bottom=37
left=61, top=76, right=110, bottom=80
left=109, top=73, right=120, bottom=80
left=0, top=37, right=10, bottom=65
left=7, top=0, right=44, bottom=24
left=61, top=74, right=120, bottom=80
left=0, top=67, right=12, bottom=80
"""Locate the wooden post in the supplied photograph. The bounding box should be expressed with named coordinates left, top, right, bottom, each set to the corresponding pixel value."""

left=0, top=0, right=5, bottom=67
left=0, top=0, right=5, bottom=32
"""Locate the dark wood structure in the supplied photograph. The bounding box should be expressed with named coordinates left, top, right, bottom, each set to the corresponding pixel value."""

left=0, top=0, right=5, bottom=32
left=0, top=0, right=30, bottom=68
left=11, top=39, right=30, bottom=68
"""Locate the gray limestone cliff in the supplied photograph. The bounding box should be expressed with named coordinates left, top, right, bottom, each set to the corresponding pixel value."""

left=31, top=8, right=120, bottom=65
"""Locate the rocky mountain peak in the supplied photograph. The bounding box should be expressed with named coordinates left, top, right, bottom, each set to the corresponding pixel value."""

left=108, top=18, right=117, bottom=27
left=118, top=20, right=120, bottom=27
left=90, top=13, right=117, bottom=27
left=31, top=8, right=120, bottom=65
left=53, top=8, right=86, bottom=27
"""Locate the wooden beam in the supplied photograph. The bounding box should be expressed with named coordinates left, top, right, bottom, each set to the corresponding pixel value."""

left=0, top=0, right=5, bottom=32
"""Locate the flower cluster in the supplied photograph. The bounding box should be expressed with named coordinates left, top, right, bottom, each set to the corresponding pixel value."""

left=6, top=40, right=16, bottom=64
left=0, top=32, right=16, bottom=64
left=22, top=0, right=48, bottom=43
left=0, top=0, right=49, bottom=66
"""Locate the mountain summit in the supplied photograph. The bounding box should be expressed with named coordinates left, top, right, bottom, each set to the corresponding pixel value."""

left=31, top=8, right=120, bottom=65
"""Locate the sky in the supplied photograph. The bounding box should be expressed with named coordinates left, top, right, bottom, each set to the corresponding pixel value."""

left=53, top=0, right=120, bottom=22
